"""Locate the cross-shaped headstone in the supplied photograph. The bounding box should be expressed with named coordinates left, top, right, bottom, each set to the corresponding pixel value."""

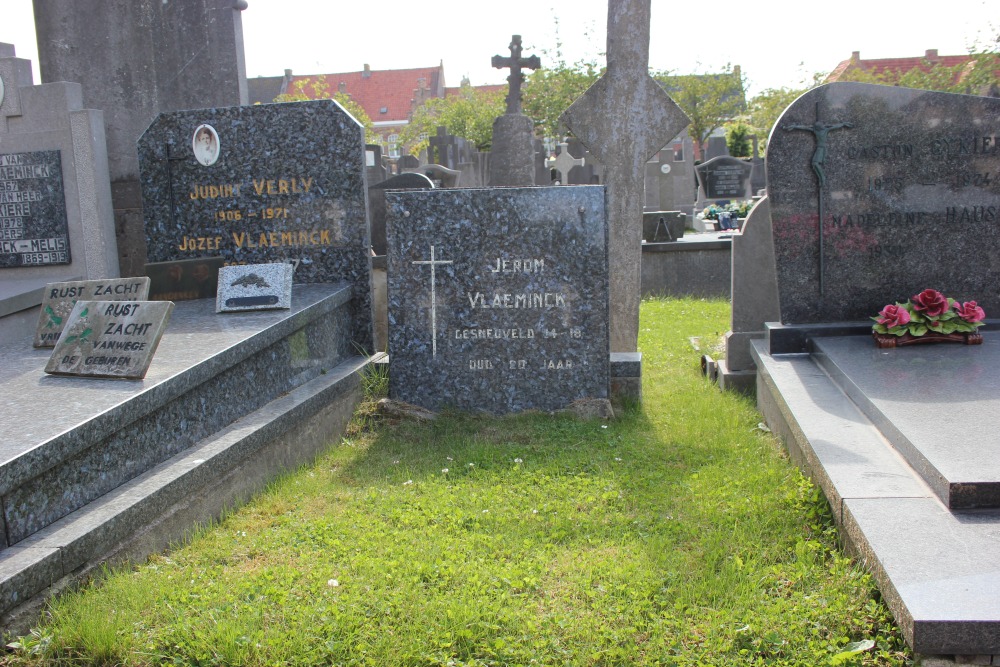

left=560, top=0, right=689, bottom=353
left=491, top=35, right=540, bottom=115
left=0, top=45, right=34, bottom=134
left=428, top=126, right=459, bottom=169
left=546, top=141, right=585, bottom=185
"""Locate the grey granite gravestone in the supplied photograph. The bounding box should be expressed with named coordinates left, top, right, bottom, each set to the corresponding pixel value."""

left=34, top=0, right=249, bottom=278
left=0, top=44, right=118, bottom=291
left=138, top=99, right=373, bottom=350
left=767, top=82, right=1000, bottom=324
left=488, top=36, right=541, bottom=187
left=560, top=0, right=689, bottom=354
left=34, top=277, right=150, bottom=347
left=216, top=263, right=293, bottom=312
left=385, top=186, right=609, bottom=414
left=696, top=156, right=753, bottom=203
left=44, top=300, right=174, bottom=379
left=368, top=172, right=434, bottom=256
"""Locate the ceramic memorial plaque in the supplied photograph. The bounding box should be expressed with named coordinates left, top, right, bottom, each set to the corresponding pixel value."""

left=44, top=300, right=174, bottom=379
left=34, top=277, right=151, bottom=347
left=386, top=186, right=609, bottom=414
left=216, top=262, right=293, bottom=312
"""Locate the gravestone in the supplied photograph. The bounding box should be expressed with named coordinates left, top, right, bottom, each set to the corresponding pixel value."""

left=547, top=141, right=585, bottom=184
left=0, top=44, right=118, bottom=290
left=749, top=135, right=766, bottom=194
left=385, top=186, right=609, bottom=414
left=560, top=0, right=689, bottom=355
left=565, top=138, right=601, bottom=185
left=216, top=263, right=293, bottom=312
left=368, top=172, right=434, bottom=256
left=649, top=136, right=696, bottom=216
left=641, top=211, right=686, bottom=243
left=44, top=300, right=174, bottom=379
left=138, top=99, right=373, bottom=350
left=488, top=36, right=541, bottom=187
left=397, top=155, right=421, bottom=171
left=34, top=0, right=249, bottom=278
left=767, top=82, right=1000, bottom=324
left=145, top=256, right=224, bottom=301
left=705, top=135, right=729, bottom=160
left=34, top=276, right=150, bottom=347
left=365, top=143, right=386, bottom=186
left=696, top=155, right=753, bottom=204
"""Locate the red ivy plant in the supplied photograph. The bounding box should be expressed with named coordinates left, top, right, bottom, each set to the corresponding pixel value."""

left=872, top=288, right=986, bottom=337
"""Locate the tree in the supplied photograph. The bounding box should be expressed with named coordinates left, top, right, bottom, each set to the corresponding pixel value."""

left=724, top=120, right=752, bottom=157
left=273, top=76, right=380, bottom=144
left=522, top=56, right=602, bottom=139
left=398, top=84, right=504, bottom=155
left=746, top=85, right=810, bottom=154
left=653, top=65, right=747, bottom=161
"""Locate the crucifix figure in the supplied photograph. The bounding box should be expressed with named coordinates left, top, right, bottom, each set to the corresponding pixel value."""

left=784, top=104, right=853, bottom=297
left=560, top=0, right=690, bottom=354
left=411, top=245, right=453, bottom=358
left=491, top=35, right=540, bottom=115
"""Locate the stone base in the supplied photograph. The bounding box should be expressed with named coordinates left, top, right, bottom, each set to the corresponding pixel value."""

left=610, top=352, right=641, bottom=409
left=715, top=360, right=756, bottom=396
left=0, top=284, right=372, bottom=632
left=752, top=337, right=1000, bottom=656
left=488, top=114, right=536, bottom=186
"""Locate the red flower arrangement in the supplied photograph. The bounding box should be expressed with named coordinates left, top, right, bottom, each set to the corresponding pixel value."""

left=872, top=289, right=986, bottom=337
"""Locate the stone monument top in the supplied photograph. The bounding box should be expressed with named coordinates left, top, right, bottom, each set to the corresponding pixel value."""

left=491, top=35, right=540, bottom=115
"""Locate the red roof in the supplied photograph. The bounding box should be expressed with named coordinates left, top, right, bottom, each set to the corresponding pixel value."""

left=826, top=49, right=980, bottom=85
left=289, top=64, right=445, bottom=124
left=445, top=84, right=506, bottom=97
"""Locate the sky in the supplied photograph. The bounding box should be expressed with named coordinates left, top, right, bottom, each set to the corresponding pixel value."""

left=1, top=0, right=996, bottom=99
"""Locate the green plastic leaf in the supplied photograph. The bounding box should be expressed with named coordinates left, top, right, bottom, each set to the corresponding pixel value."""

left=910, top=324, right=928, bottom=336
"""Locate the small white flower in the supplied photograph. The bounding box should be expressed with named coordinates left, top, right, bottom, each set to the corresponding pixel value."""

left=514, top=458, right=524, bottom=464
left=614, top=457, right=622, bottom=462
left=532, top=509, right=538, bottom=514
left=446, top=457, right=454, bottom=461
left=467, top=463, right=474, bottom=468
left=482, top=509, right=489, bottom=514
left=392, top=460, right=400, bottom=465
left=328, top=579, right=339, bottom=587
left=442, top=468, right=449, bottom=474
left=601, top=425, right=608, bottom=429
left=403, top=479, right=413, bottom=485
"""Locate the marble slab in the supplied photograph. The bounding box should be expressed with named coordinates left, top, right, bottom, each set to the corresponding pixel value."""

left=33, top=277, right=150, bottom=347
left=812, top=334, right=1000, bottom=509
left=386, top=186, right=609, bottom=414
left=44, top=301, right=174, bottom=379
left=216, top=263, right=293, bottom=312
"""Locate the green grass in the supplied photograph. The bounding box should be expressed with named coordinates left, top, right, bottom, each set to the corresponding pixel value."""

left=3, top=297, right=911, bottom=666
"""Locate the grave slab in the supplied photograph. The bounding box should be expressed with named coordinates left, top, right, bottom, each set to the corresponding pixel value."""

left=811, top=334, right=1000, bottom=509
left=386, top=186, right=609, bottom=414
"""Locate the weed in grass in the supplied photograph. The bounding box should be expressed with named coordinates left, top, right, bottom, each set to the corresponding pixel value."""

left=3, top=297, right=912, bottom=667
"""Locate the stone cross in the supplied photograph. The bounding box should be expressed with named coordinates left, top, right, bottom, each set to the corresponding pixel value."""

left=560, top=0, right=689, bottom=353
left=547, top=141, right=585, bottom=184
left=492, top=35, right=541, bottom=115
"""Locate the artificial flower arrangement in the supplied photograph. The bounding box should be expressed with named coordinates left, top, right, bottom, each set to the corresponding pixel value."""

left=872, top=288, right=985, bottom=347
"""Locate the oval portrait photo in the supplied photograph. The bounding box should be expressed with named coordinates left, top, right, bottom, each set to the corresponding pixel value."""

left=191, top=124, right=220, bottom=167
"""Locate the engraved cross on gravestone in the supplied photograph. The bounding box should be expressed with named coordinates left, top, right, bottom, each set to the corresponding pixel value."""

left=492, top=35, right=541, bottom=115
left=560, top=0, right=690, bottom=353
left=411, top=244, right=453, bottom=358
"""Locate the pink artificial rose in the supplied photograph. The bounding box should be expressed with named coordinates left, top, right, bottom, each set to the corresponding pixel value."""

left=911, top=289, right=950, bottom=318
left=877, top=304, right=911, bottom=328
left=956, top=300, right=986, bottom=323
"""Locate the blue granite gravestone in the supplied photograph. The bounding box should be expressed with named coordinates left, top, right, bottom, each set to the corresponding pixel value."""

left=386, top=186, right=609, bottom=414
left=137, top=100, right=372, bottom=349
